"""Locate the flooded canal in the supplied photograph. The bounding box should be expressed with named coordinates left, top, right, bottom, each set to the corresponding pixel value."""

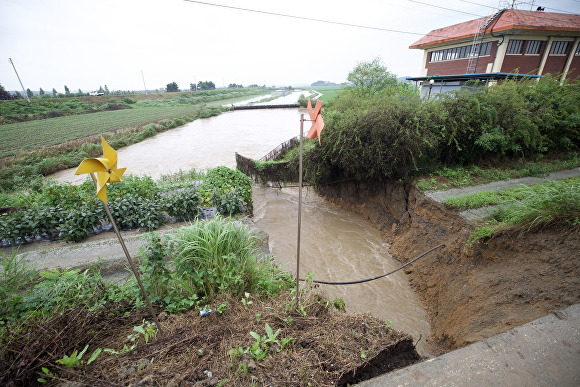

left=50, top=91, right=431, bottom=355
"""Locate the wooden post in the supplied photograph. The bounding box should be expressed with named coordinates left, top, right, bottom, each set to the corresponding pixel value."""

left=296, top=114, right=304, bottom=307
left=90, top=173, right=163, bottom=335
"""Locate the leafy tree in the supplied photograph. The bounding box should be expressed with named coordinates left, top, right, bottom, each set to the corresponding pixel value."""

left=98, top=86, right=105, bottom=94
left=104, top=85, right=110, bottom=95
left=39, top=88, right=45, bottom=96
left=347, top=57, right=397, bottom=97
left=197, top=81, right=215, bottom=90
left=52, top=88, right=57, bottom=97
left=190, top=83, right=197, bottom=91
left=166, top=82, right=179, bottom=92
left=64, top=85, right=70, bottom=95
left=26, top=88, right=34, bottom=99
left=0, top=83, right=15, bottom=100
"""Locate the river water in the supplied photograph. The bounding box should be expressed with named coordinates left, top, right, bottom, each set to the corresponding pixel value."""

left=50, top=91, right=431, bottom=355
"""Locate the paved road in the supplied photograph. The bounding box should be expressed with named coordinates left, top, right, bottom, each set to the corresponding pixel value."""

left=359, top=303, right=580, bottom=387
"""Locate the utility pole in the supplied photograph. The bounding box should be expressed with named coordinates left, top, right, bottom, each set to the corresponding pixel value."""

left=9, top=58, right=30, bottom=102
left=141, top=70, right=148, bottom=94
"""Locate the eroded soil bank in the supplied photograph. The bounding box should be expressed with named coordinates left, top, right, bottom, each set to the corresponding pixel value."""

left=317, top=180, right=580, bottom=355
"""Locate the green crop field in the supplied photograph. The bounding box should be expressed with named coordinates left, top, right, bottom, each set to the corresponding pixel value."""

left=312, top=86, right=344, bottom=103
left=0, top=105, right=206, bottom=158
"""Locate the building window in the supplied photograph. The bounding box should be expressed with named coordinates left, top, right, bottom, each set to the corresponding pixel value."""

left=550, top=41, right=569, bottom=55
left=507, top=40, right=524, bottom=54
left=430, top=42, right=492, bottom=62
left=525, top=40, right=542, bottom=54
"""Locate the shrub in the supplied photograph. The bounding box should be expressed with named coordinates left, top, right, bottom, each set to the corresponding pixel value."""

left=304, top=94, right=443, bottom=184
left=108, top=194, right=165, bottom=231
left=437, top=76, right=580, bottom=164
left=199, top=166, right=252, bottom=208
left=169, top=216, right=293, bottom=300
left=162, top=187, right=202, bottom=221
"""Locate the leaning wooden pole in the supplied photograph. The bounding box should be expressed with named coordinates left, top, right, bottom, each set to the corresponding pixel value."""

left=296, top=114, right=304, bottom=308
left=90, top=173, right=163, bottom=335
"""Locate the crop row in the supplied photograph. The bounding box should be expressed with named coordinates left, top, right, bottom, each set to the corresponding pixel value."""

left=0, top=105, right=208, bottom=158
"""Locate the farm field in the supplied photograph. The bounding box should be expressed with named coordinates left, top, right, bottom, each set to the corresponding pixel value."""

left=312, top=86, right=344, bottom=102
left=0, top=105, right=211, bottom=158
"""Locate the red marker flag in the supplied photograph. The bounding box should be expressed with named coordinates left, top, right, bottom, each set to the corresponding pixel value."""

left=306, top=99, right=324, bottom=144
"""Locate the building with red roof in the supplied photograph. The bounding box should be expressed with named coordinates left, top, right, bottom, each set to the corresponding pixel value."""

left=407, top=8, right=580, bottom=97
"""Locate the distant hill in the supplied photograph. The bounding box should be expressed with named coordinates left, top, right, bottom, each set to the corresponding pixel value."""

left=311, top=80, right=341, bottom=87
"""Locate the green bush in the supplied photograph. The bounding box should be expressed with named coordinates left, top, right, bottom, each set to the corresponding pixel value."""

left=108, top=194, right=165, bottom=231
left=169, top=216, right=292, bottom=300
left=162, top=187, right=202, bottom=221
left=199, top=166, right=252, bottom=208
left=437, top=76, right=580, bottom=164
left=304, top=94, right=443, bottom=184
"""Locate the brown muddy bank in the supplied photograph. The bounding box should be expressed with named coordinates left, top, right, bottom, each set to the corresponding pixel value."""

left=317, top=180, right=580, bottom=355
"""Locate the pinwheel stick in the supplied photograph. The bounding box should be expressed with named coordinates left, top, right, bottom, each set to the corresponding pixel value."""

left=89, top=173, right=163, bottom=335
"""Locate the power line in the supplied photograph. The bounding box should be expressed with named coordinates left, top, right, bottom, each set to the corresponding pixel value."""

left=458, top=0, right=498, bottom=9
left=408, top=0, right=484, bottom=16
left=183, top=0, right=430, bottom=36
left=542, top=6, right=579, bottom=14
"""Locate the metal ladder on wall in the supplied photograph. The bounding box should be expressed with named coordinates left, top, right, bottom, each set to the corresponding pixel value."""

left=466, top=9, right=505, bottom=73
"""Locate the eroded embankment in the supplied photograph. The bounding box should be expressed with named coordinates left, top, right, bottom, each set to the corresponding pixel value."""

left=317, top=181, right=580, bottom=355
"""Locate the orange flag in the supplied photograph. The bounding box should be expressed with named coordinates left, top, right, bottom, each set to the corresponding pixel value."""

left=306, top=99, right=324, bottom=144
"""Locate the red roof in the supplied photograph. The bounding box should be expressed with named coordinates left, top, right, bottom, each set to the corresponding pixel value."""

left=409, top=9, right=580, bottom=49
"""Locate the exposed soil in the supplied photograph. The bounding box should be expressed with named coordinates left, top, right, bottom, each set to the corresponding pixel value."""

left=318, top=180, right=580, bottom=355
left=1, top=290, right=422, bottom=386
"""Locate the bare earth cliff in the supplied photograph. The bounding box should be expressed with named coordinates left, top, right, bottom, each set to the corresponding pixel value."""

left=317, top=181, right=580, bottom=355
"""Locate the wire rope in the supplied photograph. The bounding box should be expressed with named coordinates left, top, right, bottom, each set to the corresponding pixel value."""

left=302, top=244, right=445, bottom=286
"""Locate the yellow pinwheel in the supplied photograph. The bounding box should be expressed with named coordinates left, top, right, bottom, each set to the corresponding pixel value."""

left=75, top=136, right=126, bottom=203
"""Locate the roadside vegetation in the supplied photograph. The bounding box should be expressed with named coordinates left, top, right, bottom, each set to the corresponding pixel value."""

left=301, top=70, right=579, bottom=185
left=443, top=177, right=580, bottom=245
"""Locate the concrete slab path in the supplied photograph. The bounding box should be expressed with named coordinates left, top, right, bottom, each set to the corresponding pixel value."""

left=424, top=168, right=580, bottom=222
left=359, top=303, right=580, bottom=386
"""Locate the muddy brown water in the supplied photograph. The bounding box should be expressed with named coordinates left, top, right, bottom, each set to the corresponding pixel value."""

left=50, top=94, right=431, bottom=355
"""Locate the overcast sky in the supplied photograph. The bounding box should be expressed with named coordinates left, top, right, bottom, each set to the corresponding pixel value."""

left=1, top=0, right=578, bottom=93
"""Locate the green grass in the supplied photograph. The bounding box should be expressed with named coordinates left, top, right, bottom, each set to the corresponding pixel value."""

left=311, top=86, right=344, bottom=103
left=464, top=178, right=580, bottom=245
left=0, top=106, right=209, bottom=158
left=143, top=216, right=293, bottom=305
left=444, top=177, right=580, bottom=210
left=491, top=181, right=580, bottom=229
left=416, top=153, right=580, bottom=191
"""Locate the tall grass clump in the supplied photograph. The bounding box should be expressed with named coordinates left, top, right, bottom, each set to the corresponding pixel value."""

left=169, top=216, right=291, bottom=299
left=139, top=217, right=293, bottom=312
left=490, top=181, right=580, bottom=230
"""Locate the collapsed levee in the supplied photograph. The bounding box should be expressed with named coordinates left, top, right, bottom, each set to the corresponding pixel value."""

left=316, top=179, right=580, bottom=355
left=236, top=152, right=298, bottom=186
